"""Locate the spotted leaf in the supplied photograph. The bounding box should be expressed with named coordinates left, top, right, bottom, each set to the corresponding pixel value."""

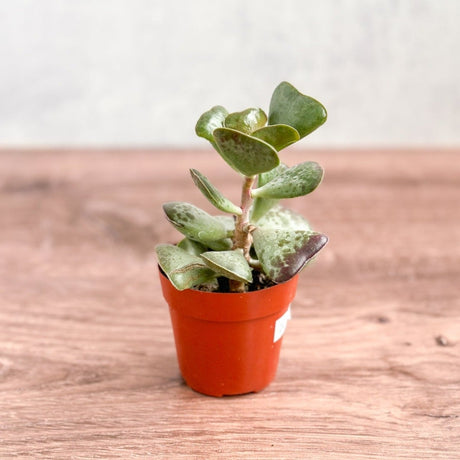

left=253, top=229, right=328, bottom=283
left=156, top=244, right=216, bottom=290
left=251, top=161, right=323, bottom=199
left=163, top=202, right=227, bottom=243
left=213, top=128, right=280, bottom=177
left=256, top=205, right=311, bottom=231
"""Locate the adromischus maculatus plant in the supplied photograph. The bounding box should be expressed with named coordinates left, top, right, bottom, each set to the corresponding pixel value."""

left=156, top=81, right=328, bottom=293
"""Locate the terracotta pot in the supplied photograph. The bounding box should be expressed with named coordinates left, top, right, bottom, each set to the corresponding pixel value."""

left=159, top=270, right=298, bottom=397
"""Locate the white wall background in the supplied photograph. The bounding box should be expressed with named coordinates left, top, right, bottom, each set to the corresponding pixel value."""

left=0, top=0, right=458, bottom=147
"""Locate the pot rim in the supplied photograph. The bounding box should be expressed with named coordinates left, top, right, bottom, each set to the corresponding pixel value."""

left=159, top=268, right=298, bottom=322
left=158, top=265, right=298, bottom=297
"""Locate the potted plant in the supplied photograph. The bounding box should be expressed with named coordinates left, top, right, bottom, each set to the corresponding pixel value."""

left=156, top=81, right=328, bottom=397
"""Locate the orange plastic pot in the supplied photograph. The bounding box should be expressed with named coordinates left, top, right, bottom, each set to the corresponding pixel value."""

left=159, top=270, right=298, bottom=397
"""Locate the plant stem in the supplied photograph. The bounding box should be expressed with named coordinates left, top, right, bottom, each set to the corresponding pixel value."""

left=229, top=175, right=256, bottom=293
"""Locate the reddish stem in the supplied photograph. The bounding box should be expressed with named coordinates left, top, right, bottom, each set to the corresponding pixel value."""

left=229, top=175, right=256, bottom=292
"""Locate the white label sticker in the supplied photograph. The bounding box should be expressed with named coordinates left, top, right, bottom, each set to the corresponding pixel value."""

left=274, top=305, right=291, bottom=343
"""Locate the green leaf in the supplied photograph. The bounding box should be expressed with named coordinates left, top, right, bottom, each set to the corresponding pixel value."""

left=163, top=202, right=227, bottom=242
left=252, top=124, right=300, bottom=151
left=256, top=205, right=311, bottom=231
left=251, top=161, right=323, bottom=199
left=258, top=163, right=289, bottom=187
left=213, top=128, right=280, bottom=177
left=251, top=197, right=278, bottom=223
left=201, top=250, right=253, bottom=283
left=214, top=215, right=235, bottom=236
left=251, top=164, right=288, bottom=222
left=156, top=244, right=216, bottom=290
left=224, top=108, right=267, bottom=134
left=253, top=229, right=328, bottom=283
left=177, top=238, right=208, bottom=256
left=200, top=216, right=235, bottom=250
left=190, top=169, right=242, bottom=216
left=195, top=105, right=228, bottom=144
left=203, top=238, right=233, bottom=251
left=268, top=82, right=327, bottom=139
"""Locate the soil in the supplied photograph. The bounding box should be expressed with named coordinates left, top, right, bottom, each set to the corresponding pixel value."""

left=198, top=270, right=277, bottom=293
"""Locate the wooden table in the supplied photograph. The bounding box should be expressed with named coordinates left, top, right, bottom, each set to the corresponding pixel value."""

left=0, top=148, right=459, bottom=459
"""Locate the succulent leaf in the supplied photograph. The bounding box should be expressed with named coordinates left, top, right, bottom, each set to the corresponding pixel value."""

left=177, top=238, right=208, bottom=256
left=251, top=164, right=289, bottom=222
left=224, top=108, right=267, bottom=134
left=258, top=163, right=289, bottom=187
left=214, top=215, right=235, bottom=236
left=268, top=82, right=327, bottom=139
left=201, top=250, right=253, bottom=283
left=213, top=128, right=280, bottom=177
left=253, top=229, right=328, bottom=283
left=195, top=105, right=228, bottom=145
left=250, top=198, right=278, bottom=223
left=251, top=161, right=323, bottom=199
left=252, top=124, right=300, bottom=151
left=256, top=205, right=311, bottom=231
left=190, top=169, right=242, bottom=216
left=163, top=201, right=227, bottom=242
left=203, top=238, right=233, bottom=251
left=156, top=244, right=216, bottom=290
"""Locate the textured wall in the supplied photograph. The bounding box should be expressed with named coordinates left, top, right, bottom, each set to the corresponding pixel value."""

left=0, top=0, right=458, bottom=147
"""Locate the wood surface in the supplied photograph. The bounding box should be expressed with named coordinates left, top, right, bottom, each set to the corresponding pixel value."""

left=0, top=148, right=459, bottom=459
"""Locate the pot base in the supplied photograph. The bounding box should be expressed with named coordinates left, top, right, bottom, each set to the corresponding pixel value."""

left=186, top=383, right=268, bottom=398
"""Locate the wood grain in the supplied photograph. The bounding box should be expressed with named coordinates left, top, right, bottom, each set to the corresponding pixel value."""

left=0, top=148, right=459, bottom=459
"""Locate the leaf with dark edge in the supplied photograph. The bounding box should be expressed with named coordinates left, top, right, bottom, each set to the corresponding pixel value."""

left=268, top=82, right=327, bottom=139
left=195, top=105, right=228, bottom=146
left=256, top=205, right=311, bottom=231
left=190, top=169, right=242, bottom=215
left=224, top=108, right=267, bottom=134
left=251, top=161, right=323, bottom=199
left=163, top=201, right=227, bottom=242
left=213, top=127, right=280, bottom=177
left=201, top=250, right=253, bottom=283
left=253, top=228, right=328, bottom=283
left=251, top=164, right=289, bottom=222
left=252, top=124, right=300, bottom=151
left=155, top=244, right=216, bottom=290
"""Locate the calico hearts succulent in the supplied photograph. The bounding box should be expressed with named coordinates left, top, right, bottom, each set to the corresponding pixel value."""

left=156, top=82, right=328, bottom=293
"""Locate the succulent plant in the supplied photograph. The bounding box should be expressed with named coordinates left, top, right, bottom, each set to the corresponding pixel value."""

left=156, top=81, right=328, bottom=293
